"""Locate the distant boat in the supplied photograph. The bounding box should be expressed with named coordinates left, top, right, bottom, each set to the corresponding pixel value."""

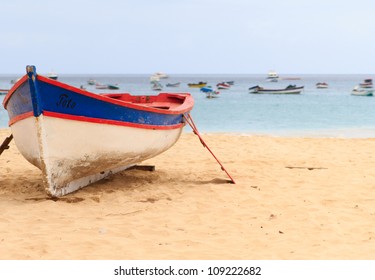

left=95, top=83, right=109, bottom=89
left=249, top=84, right=304, bottom=94
left=216, top=82, right=231, bottom=89
left=266, top=70, right=279, bottom=82
left=316, top=82, right=329, bottom=89
left=166, top=82, right=181, bottom=87
left=151, top=81, right=163, bottom=91
left=188, top=81, right=207, bottom=88
left=200, top=86, right=220, bottom=98
left=351, top=86, right=373, bottom=96
left=87, top=79, right=96, bottom=85
left=205, top=91, right=220, bottom=98
left=150, top=72, right=168, bottom=82
left=150, top=75, right=160, bottom=82
left=2, top=65, right=194, bottom=197
left=360, top=79, right=373, bottom=88
left=46, top=72, right=58, bottom=80
left=10, top=78, right=21, bottom=84
left=108, top=84, right=120, bottom=90
left=0, top=89, right=9, bottom=95
left=153, top=72, right=168, bottom=79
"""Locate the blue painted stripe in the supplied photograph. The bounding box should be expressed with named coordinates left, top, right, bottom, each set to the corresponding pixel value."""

left=38, top=80, right=183, bottom=126
left=7, top=75, right=184, bottom=127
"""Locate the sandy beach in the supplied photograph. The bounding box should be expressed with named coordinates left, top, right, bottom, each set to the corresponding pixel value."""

left=1, top=127, right=375, bottom=260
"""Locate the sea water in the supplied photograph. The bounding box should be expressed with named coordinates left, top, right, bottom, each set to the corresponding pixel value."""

left=1, top=74, right=375, bottom=138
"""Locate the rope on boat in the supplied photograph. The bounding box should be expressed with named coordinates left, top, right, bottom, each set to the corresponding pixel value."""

left=183, top=113, right=236, bottom=184
left=0, top=134, right=13, bottom=156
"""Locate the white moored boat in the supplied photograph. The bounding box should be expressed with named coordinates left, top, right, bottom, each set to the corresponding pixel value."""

left=316, top=82, right=329, bottom=89
left=351, top=86, right=373, bottom=96
left=249, top=84, right=304, bottom=94
left=266, top=70, right=279, bottom=82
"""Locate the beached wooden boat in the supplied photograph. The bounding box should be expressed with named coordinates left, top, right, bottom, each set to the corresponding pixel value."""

left=249, top=85, right=304, bottom=94
left=2, top=65, right=194, bottom=197
left=188, top=82, right=207, bottom=88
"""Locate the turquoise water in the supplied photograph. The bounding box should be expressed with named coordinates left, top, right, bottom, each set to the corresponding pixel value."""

left=1, top=74, right=375, bottom=137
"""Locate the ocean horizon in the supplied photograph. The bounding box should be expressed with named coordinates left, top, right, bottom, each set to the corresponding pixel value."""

left=2, top=73, right=375, bottom=138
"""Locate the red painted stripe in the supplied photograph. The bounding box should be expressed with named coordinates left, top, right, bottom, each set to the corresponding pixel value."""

left=43, top=111, right=184, bottom=130
left=8, top=111, right=34, bottom=126
left=2, top=75, right=28, bottom=108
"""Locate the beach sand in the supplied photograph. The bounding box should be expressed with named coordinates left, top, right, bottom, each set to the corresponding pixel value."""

left=1, top=127, right=375, bottom=260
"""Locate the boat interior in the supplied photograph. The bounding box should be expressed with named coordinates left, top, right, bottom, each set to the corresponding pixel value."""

left=102, top=93, right=189, bottom=110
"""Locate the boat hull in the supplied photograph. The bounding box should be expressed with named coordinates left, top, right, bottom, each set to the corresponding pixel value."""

left=11, top=115, right=183, bottom=196
left=3, top=66, right=193, bottom=197
left=188, top=83, right=207, bottom=88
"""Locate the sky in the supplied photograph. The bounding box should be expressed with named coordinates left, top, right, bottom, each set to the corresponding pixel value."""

left=1, top=0, right=375, bottom=74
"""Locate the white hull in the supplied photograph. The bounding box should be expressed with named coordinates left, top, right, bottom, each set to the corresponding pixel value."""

left=11, top=115, right=183, bottom=197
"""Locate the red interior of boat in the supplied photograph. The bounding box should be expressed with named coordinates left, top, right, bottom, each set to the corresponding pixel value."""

left=103, top=93, right=190, bottom=110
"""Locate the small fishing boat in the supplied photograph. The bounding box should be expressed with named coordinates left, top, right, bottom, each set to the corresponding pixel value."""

left=205, top=91, right=220, bottom=98
left=87, top=79, right=96, bottom=85
left=10, top=78, right=21, bottom=84
left=107, top=84, right=120, bottom=90
left=166, top=82, right=181, bottom=87
left=0, top=89, right=9, bottom=95
left=249, top=84, right=304, bottom=94
left=316, top=82, right=329, bottom=89
left=216, top=82, right=231, bottom=89
left=2, top=65, right=194, bottom=197
left=200, top=87, right=220, bottom=98
left=188, top=82, right=207, bottom=88
left=351, top=86, right=373, bottom=96
left=46, top=72, right=58, bottom=80
left=95, top=83, right=109, bottom=89
left=95, top=83, right=119, bottom=90
left=151, top=81, right=163, bottom=91
left=360, top=79, right=373, bottom=88
left=153, top=72, right=168, bottom=79
left=266, top=70, right=279, bottom=82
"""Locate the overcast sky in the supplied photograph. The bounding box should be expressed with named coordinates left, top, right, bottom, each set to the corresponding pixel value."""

left=1, top=0, right=375, bottom=74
